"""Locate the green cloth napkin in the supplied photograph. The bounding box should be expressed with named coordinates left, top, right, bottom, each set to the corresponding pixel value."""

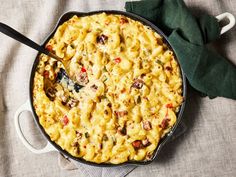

left=125, top=0, right=236, bottom=100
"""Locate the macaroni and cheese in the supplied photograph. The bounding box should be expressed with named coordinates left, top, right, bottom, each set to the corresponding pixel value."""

left=33, top=13, right=183, bottom=164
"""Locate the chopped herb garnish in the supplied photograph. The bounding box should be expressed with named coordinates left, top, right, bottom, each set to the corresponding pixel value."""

left=120, top=46, right=124, bottom=52
left=102, top=134, right=108, bottom=141
left=103, top=67, right=107, bottom=72
left=85, top=132, right=89, bottom=138
left=156, top=59, right=164, bottom=66
left=96, top=28, right=102, bottom=33
left=100, top=95, right=107, bottom=99
left=112, top=136, right=117, bottom=145
left=137, top=96, right=141, bottom=104
left=102, top=76, right=108, bottom=82
left=70, top=44, right=75, bottom=49
left=104, top=110, right=108, bottom=115
left=147, top=49, right=152, bottom=53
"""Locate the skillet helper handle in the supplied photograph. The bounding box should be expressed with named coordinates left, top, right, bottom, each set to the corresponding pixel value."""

left=14, top=100, right=55, bottom=154
left=216, top=12, right=235, bottom=35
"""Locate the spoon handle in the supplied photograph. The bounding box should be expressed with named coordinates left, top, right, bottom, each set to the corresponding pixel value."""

left=0, top=22, right=61, bottom=60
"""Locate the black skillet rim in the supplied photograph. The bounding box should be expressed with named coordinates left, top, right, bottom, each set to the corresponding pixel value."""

left=29, top=10, right=187, bottom=167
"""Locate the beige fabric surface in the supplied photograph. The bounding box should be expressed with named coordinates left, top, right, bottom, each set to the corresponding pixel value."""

left=0, top=0, right=236, bottom=177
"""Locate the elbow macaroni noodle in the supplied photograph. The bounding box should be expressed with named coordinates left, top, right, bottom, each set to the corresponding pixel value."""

left=33, top=13, right=183, bottom=164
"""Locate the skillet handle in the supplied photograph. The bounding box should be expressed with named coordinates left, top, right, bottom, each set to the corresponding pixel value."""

left=14, top=100, right=56, bottom=154
left=216, top=12, right=235, bottom=35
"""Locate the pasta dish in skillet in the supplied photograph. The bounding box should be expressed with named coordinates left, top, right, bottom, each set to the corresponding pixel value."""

left=33, top=13, right=183, bottom=164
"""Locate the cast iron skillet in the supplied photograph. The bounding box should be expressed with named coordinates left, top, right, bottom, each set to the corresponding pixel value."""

left=29, top=10, right=187, bottom=167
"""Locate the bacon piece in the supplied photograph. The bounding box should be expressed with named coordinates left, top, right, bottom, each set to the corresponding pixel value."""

left=132, top=140, right=143, bottom=149
left=115, top=110, right=128, bottom=117
left=76, top=131, right=82, bottom=139
left=117, top=126, right=126, bottom=136
left=160, top=118, right=170, bottom=129
left=140, top=73, right=146, bottom=78
left=45, top=87, right=56, bottom=101
left=121, top=88, right=126, bottom=93
left=142, top=139, right=151, bottom=147
left=96, top=34, right=108, bottom=44
left=107, top=103, right=112, bottom=108
left=104, top=109, right=109, bottom=115
left=90, top=84, right=98, bottom=91
left=131, top=79, right=144, bottom=89
left=76, top=72, right=89, bottom=85
left=146, top=152, right=153, bottom=160
left=76, top=147, right=80, bottom=154
left=72, top=141, right=79, bottom=147
left=62, top=115, right=69, bottom=126
left=45, top=44, right=53, bottom=51
left=43, top=70, right=49, bottom=78
left=142, top=121, right=152, bottom=131
left=120, top=17, right=129, bottom=24
left=67, top=98, right=78, bottom=108
left=165, top=66, right=172, bottom=71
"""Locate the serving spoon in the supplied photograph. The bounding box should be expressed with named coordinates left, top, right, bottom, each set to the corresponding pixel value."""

left=0, top=22, right=84, bottom=91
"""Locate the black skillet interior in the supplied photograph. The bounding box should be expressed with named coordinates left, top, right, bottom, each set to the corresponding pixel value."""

left=29, top=10, right=187, bottom=167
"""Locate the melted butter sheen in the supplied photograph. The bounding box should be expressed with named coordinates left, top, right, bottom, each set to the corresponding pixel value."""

left=33, top=13, right=183, bottom=164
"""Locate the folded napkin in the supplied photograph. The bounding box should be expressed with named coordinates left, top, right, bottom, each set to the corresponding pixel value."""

left=59, top=122, right=187, bottom=177
left=126, top=0, right=236, bottom=100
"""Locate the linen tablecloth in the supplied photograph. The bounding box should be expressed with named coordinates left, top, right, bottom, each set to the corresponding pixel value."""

left=0, top=0, right=235, bottom=177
